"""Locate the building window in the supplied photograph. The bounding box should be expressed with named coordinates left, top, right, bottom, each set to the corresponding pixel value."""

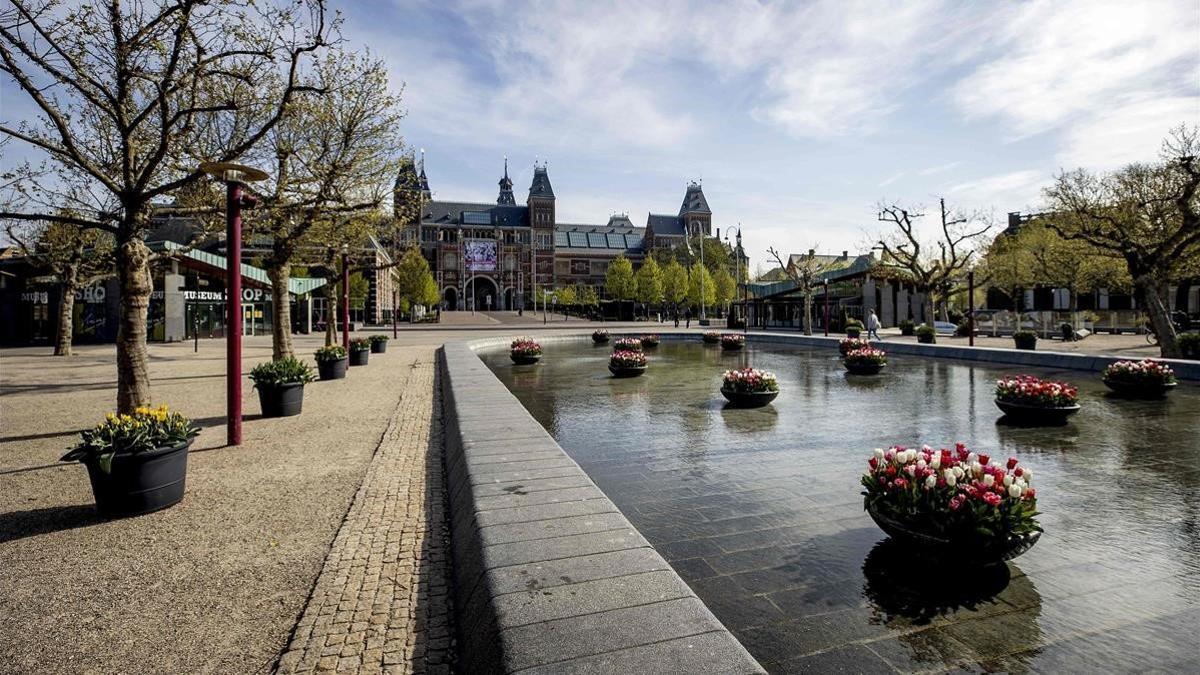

left=555, top=259, right=570, bottom=276
left=591, top=260, right=608, bottom=276
left=537, top=233, right=553, bottom=250
left=443, top=253, right=458, bottom=271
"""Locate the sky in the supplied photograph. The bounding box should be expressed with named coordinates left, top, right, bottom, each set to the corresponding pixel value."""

left=342, top=0, right=1199, bottom=270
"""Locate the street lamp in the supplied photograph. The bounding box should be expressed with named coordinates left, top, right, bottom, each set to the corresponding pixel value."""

left=823, top=278, right=830, bottom=337
left=199, top=161, right=268, bottom=447
left=341, top=243, right=350, bottom=351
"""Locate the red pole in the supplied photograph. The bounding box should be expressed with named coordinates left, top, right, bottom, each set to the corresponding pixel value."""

left=968, top=270, right=975, bottom=347
left=226, top=180, right=243, bottom=447
left=823, top=281, right=829, bottom=337
left=341, top=250, right=350, bottom=351
left=392, top=288, right=398, bottom=338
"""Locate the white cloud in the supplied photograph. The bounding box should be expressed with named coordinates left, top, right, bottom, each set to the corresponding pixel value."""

left=946, top=169, right=1049, bottom=213
left=1057, top=96, right=1200, bottom=170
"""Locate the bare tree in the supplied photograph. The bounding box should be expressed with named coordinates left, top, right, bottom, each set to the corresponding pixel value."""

left=766, top=247, right=839, bottom=335
left=0, top=0, right=336, bottom=412
left=1043, top=125, right=1200, bottom=357
left=874, top=198, right=992, bottom=325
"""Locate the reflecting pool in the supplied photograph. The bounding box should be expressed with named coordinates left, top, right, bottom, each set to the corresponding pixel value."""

left=482, top=339, right=1200, bottom=673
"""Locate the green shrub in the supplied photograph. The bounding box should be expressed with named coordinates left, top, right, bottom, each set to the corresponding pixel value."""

left=1178, top=332, right=1200, bottom=359
left=369, top=334, right=389, bottom=344
left=1013, top=329, right=1037, bottom=340
left=314, top=345, right=347, bottom=362
left=899, top=319, right=915, bottom=336
left=249, top=358, right=316, bottom=387
left=916, top=324, right=936, bottom=344
left=350, top=337, right=371, bottom=352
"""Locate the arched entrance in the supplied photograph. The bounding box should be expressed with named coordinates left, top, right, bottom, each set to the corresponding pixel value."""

left=469, top=276, right=497, bottom=311
left=503, top=287, right=514, bottom=311
left=443, top=286, right=458, bottom=311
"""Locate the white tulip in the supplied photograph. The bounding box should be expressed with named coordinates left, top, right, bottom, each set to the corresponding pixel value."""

left=1008, top=484, right=1022, bottom=499
left=967, top=452, right=978, bottom=463
left=917, top=459, right=927, bottom=470
left=1024, top=469, right=1033, bottom=482
left=931, top=455, right=941, bottom=469
left=874, top=448, right=885, bottom=460
left=1003, top=475, right=1013, bottom=487
left=945, top=472, right=958, bottom=487
left=953, top=466, right=965, bottom=479
left=983, top=474, right=995, bottom=487
left=925, top=475, right=937, bottom=489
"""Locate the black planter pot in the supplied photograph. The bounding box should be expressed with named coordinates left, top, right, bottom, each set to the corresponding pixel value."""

left=720, top=387, right=778, bottom=408
left=257, top=381, right=306, bottom=418
left=511, top=352, right=541, bottom=365
left=1013, top=336, right=1037, bottom=350
left=592, top=334, right=610, bottom=344
left=317, top=357, right=348, bottom=381
left=1103, top=378, right=1177, bottom=398
left=84, top=440, right=191, bottom=518
left=702, top=334, right=720, bottom=344
left=995, top=399, right=1080, bottom=423
left=349, top=349, right=370, bottom=366
left=845, top=361, right=886, bottom=375
left=371, top=341, right=388, bottom=354
left=846, top=327, right=862, bottom=338
left=900, top=325, right=916, bottom=336
left=642, top=340, right=660, bottom=349
left=608, top=364, right=646, bottom=378
left=866, top=503, right=1040, bottom=566
left=721, top=342, right=744, bottom=352
left=917, top=334, right=936, bottom=344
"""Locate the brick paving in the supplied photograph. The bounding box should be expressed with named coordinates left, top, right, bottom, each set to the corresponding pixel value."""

left=276, top=350, right=455, bottom=674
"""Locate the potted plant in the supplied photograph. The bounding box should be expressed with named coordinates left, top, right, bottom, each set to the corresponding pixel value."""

left=916, top=324, right=937, bottom=344
left=720, top=367, right=779, bottom=408
left=861, top=444, right=1042, bottom=565
left=61, top=405, right=200, bottom=517
left=1178, top=332, right=1200, bottom=360
left=641, top=334, right=661, bottom=348
left=994, top=375, right=1080, bottom=423
left=1012, top=329, right=1038, bottom=350
left=349, top=337, right=371, bottom=366
left=839, top=337, right=871, bottom=356
left=844, top=347, right=887, bottom=375
left=314, top=345, right=349, bottom=381
left=510, top=337, right=542, bottom=365
left=1102, top=359, right=1177, bottom=397
left=720, top=333, right=745, bottom=351
left=370, top=334, right=389, bottom=353
left=250, top=357, right=316, bottom=418
left=608, top=349, right=647, bottom=377
left=614, top=337, right=643, bottom=352
left=592, top=329, right=610, bottom=344
left=845, top=318, right=864, bottom=338
left=899, top=319, right=916, bottom=336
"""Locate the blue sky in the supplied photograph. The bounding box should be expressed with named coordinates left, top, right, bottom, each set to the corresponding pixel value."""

left=345, top=0, right=1199, bottom=270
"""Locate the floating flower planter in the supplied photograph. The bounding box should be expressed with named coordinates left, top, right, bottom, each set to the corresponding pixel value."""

left=61, top=405, right=200, bottom=518
left=349, top=338, right=371, bottom=366
left=839, top=337, right=871, bottom=356
left=314, top=345, right=348, bottom=381
left=862, top=444, right=1042, bottom=566
left=592, top=329, right=610, bottom=344
left=613, top=337, right=643, bottom=352
left=720, top=334, right=745, bottom=351
left=370, top=334, right=389, bottom=353
left=251, top=357, right=316, bottom=418
left=641, top=334, right=660, bottom=348
left=510, top=337, right=542, bottom=365
left=844, top=347, right=887, bottom=375
left=994, top=375, right=1079, bottom=423
left=608, top=350, right=647, bottom=377
left=702, top=331, right=721, bottom=344
left=720, top=367, right=779, bottom=408
left=1102, top=359, right=1177, bottom=398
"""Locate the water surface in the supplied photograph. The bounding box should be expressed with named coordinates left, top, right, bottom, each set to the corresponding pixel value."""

left=483, top=339, right=1200, bottom=673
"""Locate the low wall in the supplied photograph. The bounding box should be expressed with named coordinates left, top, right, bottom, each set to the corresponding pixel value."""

left=438, top=342, right=764, bottom=674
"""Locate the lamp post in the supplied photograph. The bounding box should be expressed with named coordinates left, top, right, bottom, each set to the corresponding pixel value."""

left=199, top=161, right=267, bottom=447
left=823, top=278, right=830, bottom=337
left=341, top=243, right=350, bottom=351
left=968, top=269, right=976, bottom=347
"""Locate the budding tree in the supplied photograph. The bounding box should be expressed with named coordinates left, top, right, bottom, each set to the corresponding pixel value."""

left=0, top=0, right=336, bottom=412
left=766, top=247, right=839, bottom=335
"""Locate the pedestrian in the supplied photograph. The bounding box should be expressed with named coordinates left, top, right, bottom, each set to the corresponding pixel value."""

left=673, top=307, right=679, bottom=327
left=685, top=306, right=692, bottom=329
left=867, top=309, right=882, bottom=341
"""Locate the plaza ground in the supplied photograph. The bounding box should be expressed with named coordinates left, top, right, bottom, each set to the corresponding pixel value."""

left=0, top=312, right=1185, bottom=673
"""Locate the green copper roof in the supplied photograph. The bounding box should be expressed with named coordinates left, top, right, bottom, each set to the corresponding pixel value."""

left=153, top=241, right=327, bottom=296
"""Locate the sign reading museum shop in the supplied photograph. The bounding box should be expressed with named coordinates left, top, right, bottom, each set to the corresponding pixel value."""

left=184, top=288, right=281, bottom=302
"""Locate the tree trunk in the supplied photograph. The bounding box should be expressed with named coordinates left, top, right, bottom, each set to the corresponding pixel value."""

left=116, top=236, right=153, bottom=413
left=325, top=286, right=338, bottom=347
left=801, top=288, right=813, bottom=335
left=55, top=266, right=78, bottom=356
left=1136, top=275, right=1179, bottom=358
left=267, top=263, right=293, bottom=360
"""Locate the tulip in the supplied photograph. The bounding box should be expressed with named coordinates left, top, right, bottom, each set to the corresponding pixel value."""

left=1007, top=457, right=1019, bottom=470
left=945, top=473, right=957, bottom=487
left=1008, top=484, right=1022, bottom=499
left=931, top=455, right=941, bottom=469
left=983, top=474, right=995, bottom=487
left=1003, top=474, right=1013, bottom=487
left=874, top=448, right=885, bottom=460
left=924, top=475, right=937, bottom=490
left=916, top=459, right=927, bottom=470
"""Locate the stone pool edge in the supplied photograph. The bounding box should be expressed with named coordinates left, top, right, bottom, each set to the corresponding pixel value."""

left=438, top=341, right=765, bottom=675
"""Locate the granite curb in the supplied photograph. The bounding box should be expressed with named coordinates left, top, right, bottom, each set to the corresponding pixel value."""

left=437, top=342, right=765, bottom=674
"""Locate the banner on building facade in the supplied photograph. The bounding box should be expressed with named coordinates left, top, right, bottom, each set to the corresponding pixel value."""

left=464, top=239, right=497, bottom=272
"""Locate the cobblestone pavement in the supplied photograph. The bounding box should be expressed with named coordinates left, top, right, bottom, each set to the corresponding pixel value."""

left=276, top=350, right=455, bottom=674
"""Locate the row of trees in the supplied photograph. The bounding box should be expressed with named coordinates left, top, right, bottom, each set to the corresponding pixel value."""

left=599, top=254, right=736, bottom=315
left=0, top=0, right=429, bottom=411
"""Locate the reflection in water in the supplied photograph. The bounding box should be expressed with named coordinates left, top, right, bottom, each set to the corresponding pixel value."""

left=719, top=405, right=780, bottom=433
left=863, top=539, right=1015, bottom=625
